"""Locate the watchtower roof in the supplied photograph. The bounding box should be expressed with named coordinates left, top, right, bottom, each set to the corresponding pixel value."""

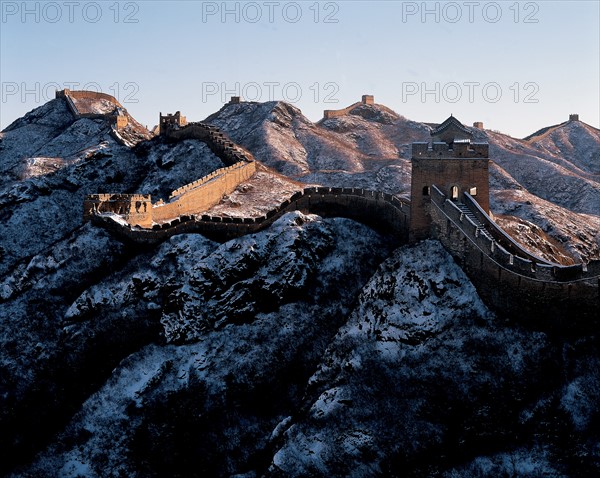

left=431, top=115, right=473, bottom=138
left=430, top=115, right=474, bottom=145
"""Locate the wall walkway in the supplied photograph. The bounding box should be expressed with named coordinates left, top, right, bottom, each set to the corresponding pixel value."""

left=429, top=185, right=599, bottom=328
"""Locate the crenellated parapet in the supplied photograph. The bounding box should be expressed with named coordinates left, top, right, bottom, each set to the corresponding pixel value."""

left=411, top=141, right=489, bottom=159
left=89, top=187, right=411, bottom=244
left=83, top=193, right=152, bottom=227
left=410, top=120, right=490, bottom=243
left=84, top=116, right=259, bottom=228
left=81, top=110, right=598, bottom=329
left=55, top=89, right=133, bottom=145
left=429, top=185, right=599, bottom=326
left=168, top=161, right=254, bottom=199
left=84, top=160, right=257, bottom=228
left=323, top=95, right=375, bottom=119
left=159, top=111, right=187, bottom=135
left=160, top=119, right=255, bottom=165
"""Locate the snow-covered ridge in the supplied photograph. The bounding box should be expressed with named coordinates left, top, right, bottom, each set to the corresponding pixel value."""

left=1, top=95, right=600, bottom=477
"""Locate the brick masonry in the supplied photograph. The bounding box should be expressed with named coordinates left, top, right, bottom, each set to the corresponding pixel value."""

left=83, top=109, right=599, bottom=327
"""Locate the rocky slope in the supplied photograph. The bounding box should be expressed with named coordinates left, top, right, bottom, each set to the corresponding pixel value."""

left=207, top=101, right=600, bottom=262
left=0, top=96, right=599, bottom=477
left=6, top=235, right=599, bottom=477
left=0, top=98, right=224, bottom=276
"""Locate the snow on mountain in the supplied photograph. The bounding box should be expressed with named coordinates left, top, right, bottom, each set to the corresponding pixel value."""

left=209, top=165, right=304, bottom=219
left=206, top=101, right=600, bottom=259
left=1, top=96, right=599, bottom=477
left=486, top=129, right=600, bottom=216
left=525, top=120, right=600, bottom=175
left=207, top=101, right=432, bottom=198
left=207, top=101, right=370, bottom=177
left=5, top=213, right=396, bottom=477
left=10, top=239, right=598, bottom=477
left=269, top=241, right=536, bottom=476
left=0, top=98, right=224, bottom=276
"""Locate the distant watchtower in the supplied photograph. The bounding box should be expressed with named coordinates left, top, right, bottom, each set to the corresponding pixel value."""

left=409, top=115, right=490, bottom=242
left=159, top=111, right=187, bottom=135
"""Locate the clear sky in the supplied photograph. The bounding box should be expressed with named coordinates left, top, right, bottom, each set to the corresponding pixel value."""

left=1, top=0, right=599, bottom=138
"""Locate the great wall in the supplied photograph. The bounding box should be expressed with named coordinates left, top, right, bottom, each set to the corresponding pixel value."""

left=66, top=90, right=598, bottom=328
left=56, top=89, right=150, bottom=147
left=323, top=94, right=375, bottom=119
left=83, top=113, right=257, bottom=228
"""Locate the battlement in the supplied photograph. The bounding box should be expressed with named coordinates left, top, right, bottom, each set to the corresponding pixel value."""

left=80, top=107, right=598, bottom=329
left=83, top=193, right=153, bottom=227
left=411, top=141, right=489, bottom=158
left=55, top=89, right=122, bottom=108
left=410, top=115, right=490, bottom=243
left=84, top=121, right=257, bottom=228
left=323, top=95, right=375, bottom=119
left=89, top=187, right=410, bottom=245
left=168, top=161, right=253, bottom=199
left=428, top=185, right=599, bottom=325
left=159, top=111, right=187, bottom=135
left=162, top=121, right=254, bottom=165
left=55, top=89, right=133, bottom=140
left=83, top=160, right=257, bottom=228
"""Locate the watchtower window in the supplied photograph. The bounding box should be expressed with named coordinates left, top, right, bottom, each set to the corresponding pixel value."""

left=469, top=187, right=477, bottom=196
left=451, top=186, right=459, bottom=200
left=422, top=186, right=430, bottom=196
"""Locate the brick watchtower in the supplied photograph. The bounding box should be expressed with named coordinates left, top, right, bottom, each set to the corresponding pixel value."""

left=159, top=111, right=187, bottom=135
left=409, top=115, right=490, bottom=242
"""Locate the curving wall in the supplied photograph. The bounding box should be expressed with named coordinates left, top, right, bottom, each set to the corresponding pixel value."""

left=87, top=182, right=599, bottom=328
left=90, top=187, right=410, bottom=244
left=55, top=89, right=130, bottom=145
left=429, top=185, right=599, bottom=327
left=84, top=121, right=257, bottom=227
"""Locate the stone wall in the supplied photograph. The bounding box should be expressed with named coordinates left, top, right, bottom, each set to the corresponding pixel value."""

left=163, top=122, right=254, bottom=165
left=462, top=193, right=552, bottom=265
left=90, top=187, right=411, bottom=244
left=88, top=182, right=599, bottom=327
left=84, top=194, right=152, bottom=227
left=85, top=120, right=257, bottom=226
left=159, top=111, right=187, bottom=135
left=84, top=160, right=256, bottom=227
left=56, top=89, right=123, bottom=107
left=323, top=104, right=361, bottom=119
left=56, top=89, right=131, bottom=147
left=151, top=160, right=257, bottom=222
left=410, top=142, right=489, bottom=242
left=323, top=95, right=375, bottom=119
left=429, top=185, right=599, bottom=327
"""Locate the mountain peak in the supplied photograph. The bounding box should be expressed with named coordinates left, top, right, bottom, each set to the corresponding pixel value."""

left=320, top=95, right=399, bottom=125
left=524, top=114, right=599, bottom=142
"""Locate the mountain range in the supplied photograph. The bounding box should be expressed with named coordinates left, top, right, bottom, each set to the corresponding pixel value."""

left=0, top=94, right=599, bottom=477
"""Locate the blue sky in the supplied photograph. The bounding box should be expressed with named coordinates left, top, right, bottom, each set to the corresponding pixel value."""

left=1, top=1, right=599, bottom=137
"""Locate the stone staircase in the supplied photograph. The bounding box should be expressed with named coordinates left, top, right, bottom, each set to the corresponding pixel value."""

left=456, top=202, right=494, bottom=241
